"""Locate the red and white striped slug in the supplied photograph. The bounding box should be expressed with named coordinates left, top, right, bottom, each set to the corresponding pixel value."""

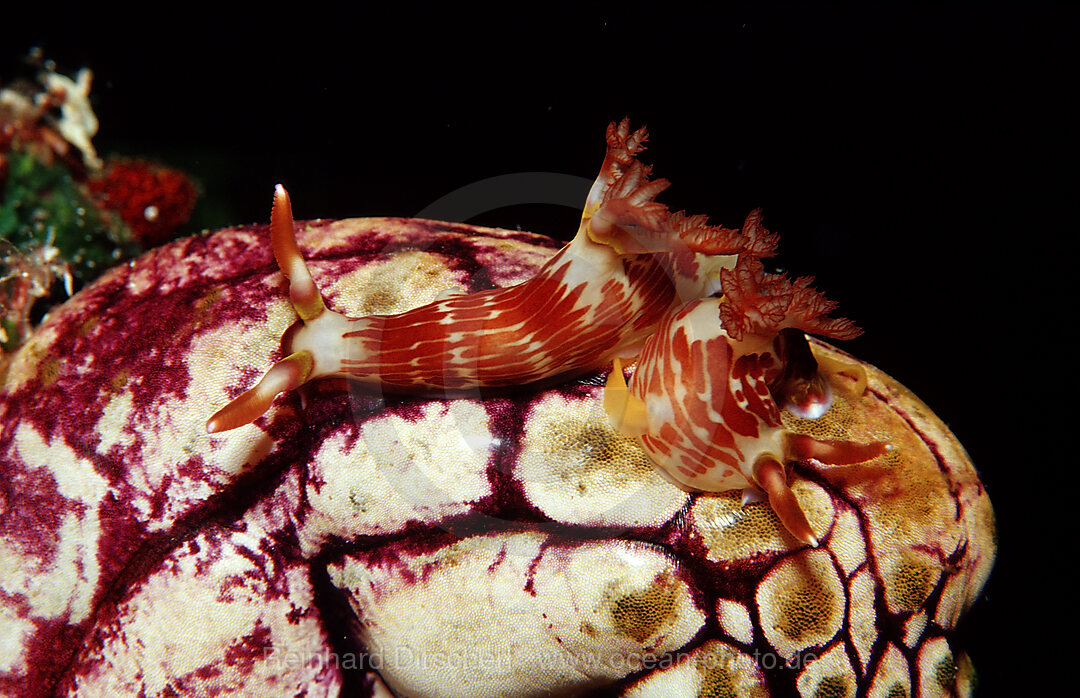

left=207, top=120, right=885, bottom=544
left=604, top=252, right=886, bottom=546
left=206, top=120, right=752, bottom=433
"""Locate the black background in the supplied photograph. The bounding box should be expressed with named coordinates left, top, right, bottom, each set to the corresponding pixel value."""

left=3, top=3, right=1074, bottom=695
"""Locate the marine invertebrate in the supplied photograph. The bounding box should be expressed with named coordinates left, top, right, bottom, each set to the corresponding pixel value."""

left=207, top=120, right=752, bottom=433
left=206, top=121, right=890, bottom=548
left=605, top=248, right=885, bottom=545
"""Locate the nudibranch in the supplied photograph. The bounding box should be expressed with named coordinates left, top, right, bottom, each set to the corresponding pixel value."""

left=605, top=247, right=886, bottom=546
left=207, top=120, right=756, bottom=433
left=205, top=119, right=885, bottom=546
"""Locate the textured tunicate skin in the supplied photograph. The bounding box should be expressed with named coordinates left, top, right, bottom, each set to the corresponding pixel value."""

left=0, top=217, right=994, bottom=697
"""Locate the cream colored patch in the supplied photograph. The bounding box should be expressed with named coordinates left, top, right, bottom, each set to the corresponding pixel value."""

left=691, top=492, right=788, bottom=560
left=65, top=523, right=341, bottom=697
left=94, top=390, right=138, bottom=455
left=318, top=251, right=464, bottom=317
left=188, top=321, right=281, bottom=467
left=0, top=597, right=34, bottom=674
left=715, top=598, right=754, bottom=645
left=848, top=567, right=877, bottom=674
left=621, top=640, right=767, bottom=697
left=915, top=636, right=961, bottom=698
left=94, top=326, right=276, bottom=531
left=534, top=539, right=705, bottom=678
left=516, top=392, right=687, bottom=527
left=886, top=552, right=943, bottom=615
left=328, top=533, right=703, bottom=698
left=903, top=610, right=928, bottom=649
left=328, top=533, right=572, bottom=698
left=795, top=641, right=857, bottom=698
left=691, top=481, right=832, bottom=562
left=756, top=548, right=845, bottom=659
left=299, top=401, right=493, bottom=553
left=829, top=506, right=867, bottom=577
left=1, top=426, right=108, bottom=624
left=866, top=643, right=911, bottom=698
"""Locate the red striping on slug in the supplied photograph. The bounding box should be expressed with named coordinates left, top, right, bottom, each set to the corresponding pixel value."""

left=606, top=258, right=885, bottom=546
left=206, top=120, right=884, bottom=547
left=206, top=120, right=750, bottom=433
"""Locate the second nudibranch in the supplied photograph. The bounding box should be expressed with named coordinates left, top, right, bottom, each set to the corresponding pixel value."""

left=207, top=120, right=751, bottom=433
left=605, top=253, right=885, bottom=546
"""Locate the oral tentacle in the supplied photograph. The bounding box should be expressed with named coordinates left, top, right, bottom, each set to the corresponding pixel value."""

left=753, top=457, right=819, bottom=547
left=785, top=432, right=888, bottom=465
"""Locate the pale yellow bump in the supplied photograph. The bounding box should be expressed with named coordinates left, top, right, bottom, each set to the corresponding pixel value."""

left=608, top=571, right=679, bottom=643
left=322, top=251, right=462, bottom=316
left=915, top=636, right=964, bottom=698
left=516, top=393, right=686, bottom=528
left=828, top=507, right=867, bottom=577
left=715, top=598, right=754, bottom=645
left=847, top=568, right=877, bottom=674
left=866, top=643, right=911, bottom=698
left=692, top=480, right=831, bottom=559
left=692, top=493, right=789, bottom=560
left=535, top=539, right=705, bottom=677
left=756, top=548, right=845, bottom=658
left=795, top=642, right=857, bottom=698
left=887, top=554, right=943, bottom=614
left=902, top=610, right=928, bottom=649
left=693, top=641, right=769, bottom=698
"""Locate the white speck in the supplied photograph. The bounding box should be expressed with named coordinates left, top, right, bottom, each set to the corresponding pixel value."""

left=143, top=205, right=159, bottom=221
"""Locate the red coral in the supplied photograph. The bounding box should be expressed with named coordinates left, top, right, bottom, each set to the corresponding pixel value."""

left=719, top=236, right=860, bottom=342
left=88, top=159, right=197, bottom=248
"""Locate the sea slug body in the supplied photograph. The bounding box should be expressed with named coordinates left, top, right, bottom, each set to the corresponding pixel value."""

left=207, top=121, right=752, bottom=432
left=207, top=120, right=885, bottom=545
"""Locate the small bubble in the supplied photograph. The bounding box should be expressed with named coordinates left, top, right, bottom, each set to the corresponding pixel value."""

left=143, top=205, right=159, bottom=221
